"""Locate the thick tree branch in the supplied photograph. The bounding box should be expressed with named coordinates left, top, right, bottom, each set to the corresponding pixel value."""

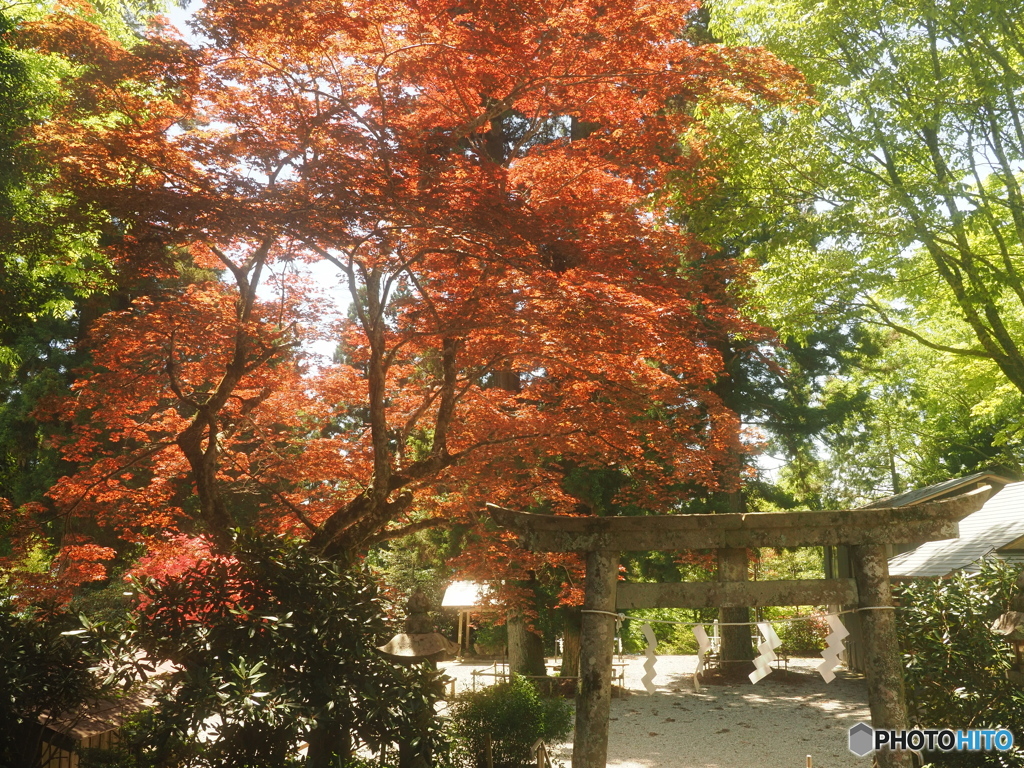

left=363, top=516, right=446, bottom=547
left=860, top=298, right=992, bottom=359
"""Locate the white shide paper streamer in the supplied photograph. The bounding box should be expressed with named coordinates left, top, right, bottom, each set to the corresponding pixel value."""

left=692, top=624, right=711, bottom=691
left=617, top=610, right=866, bottom=686
left=640, top=622, right=658, bottom=693
left=748, top=621, right=783, bottom=684
left=816, top=613, right=850, bottom=683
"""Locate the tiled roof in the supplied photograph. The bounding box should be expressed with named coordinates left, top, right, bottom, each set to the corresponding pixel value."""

left=863, top=471, right=1013, bottom=509
left=889, top=481, right=1024, bottom=577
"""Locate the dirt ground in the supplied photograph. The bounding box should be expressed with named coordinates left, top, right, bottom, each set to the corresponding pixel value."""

left=439, top=655, right=871, bottom=768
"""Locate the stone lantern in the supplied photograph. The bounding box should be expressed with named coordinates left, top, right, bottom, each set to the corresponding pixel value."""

left=377, top=588, right=460, bottom=666
left=991, top=571, right=1024, bottom=684
left=377, top=589, right=460, bottom=768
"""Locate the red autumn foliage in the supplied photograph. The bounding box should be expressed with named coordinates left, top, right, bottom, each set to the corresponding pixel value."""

left=126, top=534, right=219, bottom=585
left=10, top=0, right=805, bottom=597
left=0, top=500, right=115, bottom=606
left=450, top=531, right=587, bottom=615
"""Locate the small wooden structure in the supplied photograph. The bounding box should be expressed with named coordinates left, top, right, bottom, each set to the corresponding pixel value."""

left=441, top=580, right=498, bottom=656
left=35, top=693, right=150, bottom=768
left=32, top=654, right=180, bottom=768
left=490, top=486, right=992, bottom=768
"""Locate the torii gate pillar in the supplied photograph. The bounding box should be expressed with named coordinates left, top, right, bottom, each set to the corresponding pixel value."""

left=851, top=544, right=912, bottom=768
left=573, top=549, right=619, bottom=768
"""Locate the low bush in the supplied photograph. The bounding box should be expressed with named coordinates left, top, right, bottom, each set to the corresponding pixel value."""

left=770, top=609, right=830, bottom=656
left=447, top=675, right=572, bottom=768
left=897, top=559, right=1024, bottom=767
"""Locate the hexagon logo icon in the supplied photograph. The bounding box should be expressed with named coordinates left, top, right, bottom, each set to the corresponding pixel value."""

left=849, top=722, right=874, bottom=757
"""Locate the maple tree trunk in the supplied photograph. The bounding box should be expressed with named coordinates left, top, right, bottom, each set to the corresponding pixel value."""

left=507, top=578, right=548, bottom=678
left=176, top=421, right=235, bottom=551
left=560, top=605, right=582, bottom=678
left=312, top=338, right=460, bottom=559
left=488, top=349, right=551, bottom=676
left=169, top=239, right=275, bottom=552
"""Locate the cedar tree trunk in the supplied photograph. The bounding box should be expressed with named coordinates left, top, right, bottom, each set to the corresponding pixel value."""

left=560, top=605, right=582, bottom=678
left=717, top=544, right=754, bottom=679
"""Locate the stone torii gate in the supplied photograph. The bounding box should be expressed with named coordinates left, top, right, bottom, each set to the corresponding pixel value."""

left=489, top=486, right=992, bottom=768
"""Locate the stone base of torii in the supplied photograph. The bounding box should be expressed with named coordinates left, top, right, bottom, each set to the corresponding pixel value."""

left=489, top=486, right=992, bottom=768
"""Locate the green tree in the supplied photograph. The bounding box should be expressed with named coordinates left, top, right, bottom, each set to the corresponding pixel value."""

left=695, top=0, right=1024, bottom=499
left=712, top=0, right=1024, bottom=398
left=0, top=3, right=104, bottom=514
left=805, top=328, right=1024, bottom=507
left=0, top=0, right=174, bottom=547
left=0, top=0, right=168, bottom=370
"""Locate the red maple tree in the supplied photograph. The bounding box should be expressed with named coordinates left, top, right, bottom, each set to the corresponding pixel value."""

left=11, top=0, right=804, bottom=591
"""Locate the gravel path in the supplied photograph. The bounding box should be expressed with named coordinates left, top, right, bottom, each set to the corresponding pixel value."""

left=439, top=656, right=870, bottom=768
